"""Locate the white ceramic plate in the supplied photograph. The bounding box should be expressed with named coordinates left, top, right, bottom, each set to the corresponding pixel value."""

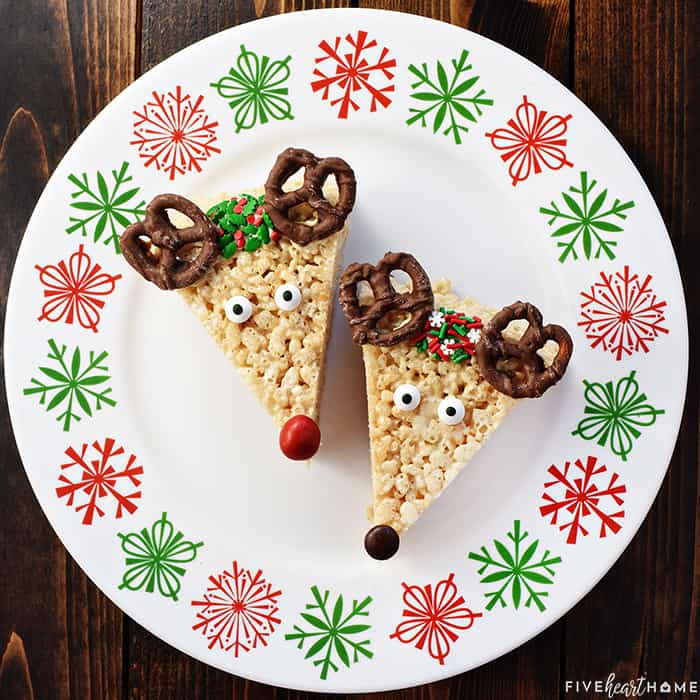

left=5, top=9, right=687, bottom=692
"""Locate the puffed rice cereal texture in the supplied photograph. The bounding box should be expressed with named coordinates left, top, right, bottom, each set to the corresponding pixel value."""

left=363, top=278, right=556, bottom=533
left=178, top=182, right=348, bottom=426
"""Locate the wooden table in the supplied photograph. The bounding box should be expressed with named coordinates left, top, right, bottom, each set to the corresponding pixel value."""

left=0, top=2, right=697, bottom=698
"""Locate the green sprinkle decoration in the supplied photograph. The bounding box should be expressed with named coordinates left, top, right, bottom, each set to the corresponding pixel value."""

left=207, top=193, right=280, bottom=258
left=412, top=307, right=484, bottom=363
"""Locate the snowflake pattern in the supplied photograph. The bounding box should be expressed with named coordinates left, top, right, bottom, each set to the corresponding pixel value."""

left=191, top=561, right=281, bottom=657
left=429, top=310, right=445, bottom=328
left=539, top=456, right=626, bottom=544
left=407, top=49, right=493, bottom=145
left=573, top=370, right=664, bottom=462
left=66, top=162, right=146, bottom=254
left=579, top=266, right=668, bottom=360
left=131, top=85, right=220, bottom=180
left=211, top=44, right=293, bottom=133
left=35, top=245, right=121, bottom=333
left=23, top=339, right=116, bottom=431
left=311, top=30, right=396, bottom=119
left=56, top=438, right=143, bottom=525
left=118, top=512, right=203, bottom=601
left=390, top=573, right=482, bottom=665
left=468, top=520, right=562, bottom=612
left=485, top=95, right=572, bottom=186
left=285, top=586, right=373, bottom=680
left=540, top=171, right=635, bottom=262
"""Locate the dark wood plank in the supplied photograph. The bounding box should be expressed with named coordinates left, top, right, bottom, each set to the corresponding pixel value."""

left=140, top=0, right=352, bottom=72
left=126, top=626, right=236, bottom=699
left=359, top=0, right=452, bottom=23
left=66, top=1, right=139, bottom=120
left=0, top=1, right=137, bottom=698
left=0, top=104, right=69, bottom=700
left=140, top=0, right=235, bottom=71
left=0, top=632, right=35, bottom=700
left=566, top=0, right=700, bottom=690
left=65, top=558, right=124, bottom=700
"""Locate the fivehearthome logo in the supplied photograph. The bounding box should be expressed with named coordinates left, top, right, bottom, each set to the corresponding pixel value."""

left=565, top=674, right=698, bottom=697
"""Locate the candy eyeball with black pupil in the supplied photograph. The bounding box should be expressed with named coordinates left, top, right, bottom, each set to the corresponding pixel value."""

left=224, top=295, right=253, bottom=323
left=275, top=283, right=302, bottom=311
left=393, top=383, right=421, bottom=411
left=438, top=396, right=465, bottom=425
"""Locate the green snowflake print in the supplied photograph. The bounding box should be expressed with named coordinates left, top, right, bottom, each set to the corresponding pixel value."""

left=573, top=370, right=664, bottom=461
left=407, top=49, right=493, bottom=145
left=540, top=171, right=635, bottom=263
left=285, top=586, right=373, bottom=680
left=211, top=44, right=293, bottom=133
left=67, top=161, right=146, bottom=254
left=23, top=338, right=116, bottom=431
left=468, top=520, right=562, bottom=612
left=118, top=512, right=203, bottom=602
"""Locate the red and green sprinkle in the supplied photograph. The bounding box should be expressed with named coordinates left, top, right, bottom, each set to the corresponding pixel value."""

left=207, top=194, right=280, bottom=258
left=412, top=307, right=483, bottom=363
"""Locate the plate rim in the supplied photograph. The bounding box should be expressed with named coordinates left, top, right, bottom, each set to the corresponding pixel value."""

left=3, top=7, right=689, bottom=692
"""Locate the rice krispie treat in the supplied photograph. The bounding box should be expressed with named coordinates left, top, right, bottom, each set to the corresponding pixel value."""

left=120, top=147, right=356, bottom=460
left=339, top=252, right=573, bottom=560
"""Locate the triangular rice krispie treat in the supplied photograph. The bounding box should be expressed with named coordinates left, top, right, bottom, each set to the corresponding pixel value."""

left=120, top=148, right=356, bottom=460
left=339, top=252, right=573, bottom=559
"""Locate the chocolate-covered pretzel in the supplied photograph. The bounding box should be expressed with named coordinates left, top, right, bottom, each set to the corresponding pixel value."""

left=120, top=194, right=219, bottom=290
left=339, top=252, right=434, bottom=346
left=264, top=147, right=356, bottom=245
left=475, top=301, right=573, bottom=398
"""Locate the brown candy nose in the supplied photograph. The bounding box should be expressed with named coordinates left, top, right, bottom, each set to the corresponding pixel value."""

left=279, top=415, right=321, bottom=460
left=365, top=525, right=400, bottom=560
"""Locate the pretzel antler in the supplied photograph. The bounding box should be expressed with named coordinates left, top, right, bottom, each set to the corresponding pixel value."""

left=339, top=252, right=434, bottom=346
left=120, top=194, right=219, bottom=290
left=264, top=147, right=356, bottom=245
left=475, top=301, right=573, bottom=398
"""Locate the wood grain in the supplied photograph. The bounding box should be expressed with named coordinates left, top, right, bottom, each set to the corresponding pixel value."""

left=359, top=0, right=570, bottom=84
left=0, top=632, right=35, bottom=700
left=565, top=0, right=700, bottom=689
left=140, top=0, right=352, bottom=72
left=0, top=0, right=697, bottom=698
left=0, top=1, right=137, bottom=699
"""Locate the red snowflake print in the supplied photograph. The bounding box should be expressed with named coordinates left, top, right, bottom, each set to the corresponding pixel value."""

left=131, top=85, right=220, bottom=180
left=311, top=30, right=396, bottom=119
left=540, top=456, right=626, bottom=545
left=390, top=573, right=481, bottom=665
left=579, top=266, right=669, bottom=361
left=485, top=95, right=573, bottom=186
left=56, top=438, right=144, bottom=525
left=35, top=245, right=121, bottom=333
left=191, top=561, right=282, bottom=657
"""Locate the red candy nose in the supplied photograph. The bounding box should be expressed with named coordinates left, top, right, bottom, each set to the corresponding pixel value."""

left=279, top=415, right=321, bottom=460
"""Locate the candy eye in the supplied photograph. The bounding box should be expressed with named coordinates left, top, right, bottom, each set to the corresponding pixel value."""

left=438, top=396, right=465, bottom=425
left=275, top=283, right=302, bottom=311
left=393, top=383, right=421, bottom=411
left=224, top=295, right=253, bottom=323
